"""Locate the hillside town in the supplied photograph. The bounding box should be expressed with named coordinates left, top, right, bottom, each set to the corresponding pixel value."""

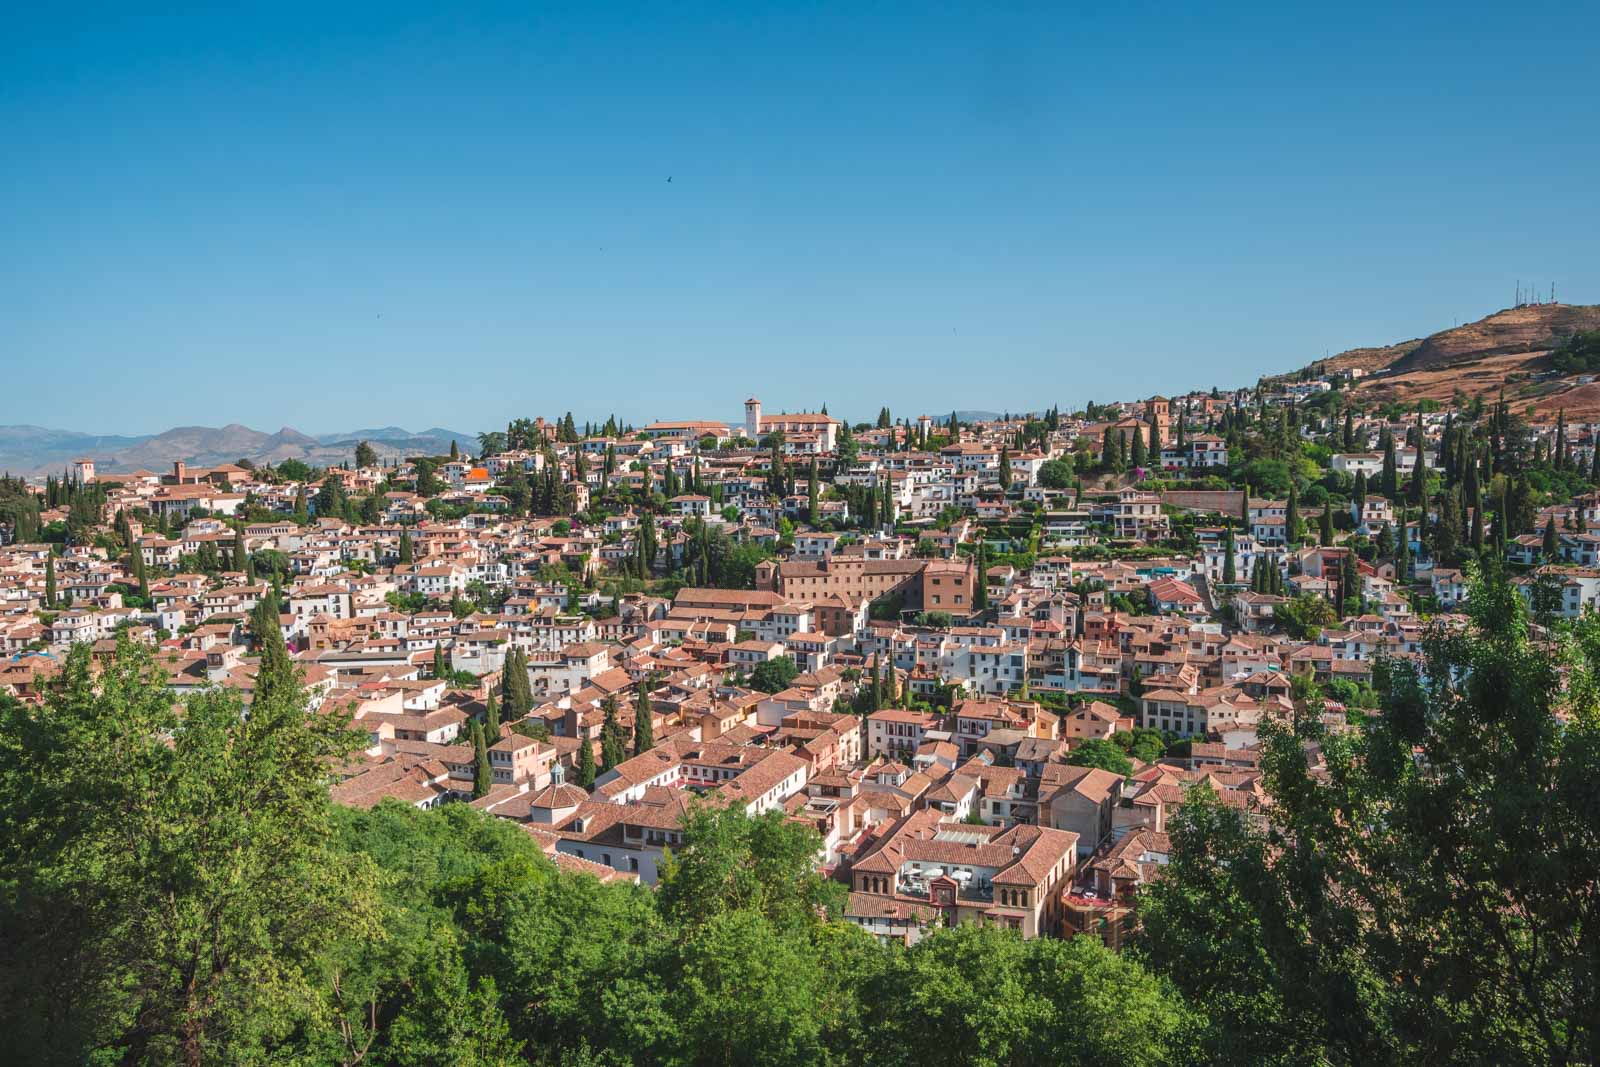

left=2, top=375, right=1596, bottom=949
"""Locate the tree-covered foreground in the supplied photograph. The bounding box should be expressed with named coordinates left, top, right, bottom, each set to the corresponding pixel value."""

left=2, top=569, right=1597, bottom=1066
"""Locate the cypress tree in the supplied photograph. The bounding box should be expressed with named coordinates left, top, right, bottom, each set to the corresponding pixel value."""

left=432, top=642, right=447, bottom=679
left=1470, top=493, right=1485, bottom=553
left=1555, top=410, right=1567, bottom=470
left=1223, top=525, right=1237, bottom=585
left=251, top=590, right=295, bottom=702
left=634, top=681, right=654, bottom=755
left=870, top=651, right=883, bottom=711
left=132, top=548, right=150, bottom=601
left=1130, top=427, right=1147, bottom=469
left=1381, top=431, right=1399, bottom=499
left=1543, top=516, right=1559, bottom=560
left=44, top=555, right=56, bottom=609
left=576, top=730, right=597, bottom=789
left=998, top=447, right=1012, bottom=489
left=1397, top=519, right=1411, bottom=581
left=233, top=526, right=246, bottom=573
left=1240, top=483, right=1251, bottom=528
left=1319, top=503, right=1334, bottom=547
left=600, top=696, right=624, bottom=771
left=512, top=649, right=533, bottom=715
left=1342, top=410, right=1354, bottom=449
left=1285, top=483, right=1301, bottom=546
left=1340, top=550, right=1360, bottom=614
left=808, top=457, right=820, bottom=525
left=471, top=721, right=491, bottom=798
left=973, top=542, right=988, bottom=613
left=485, top=691, right=500, bottom=739
left=398, top=527, right=413, bottom=563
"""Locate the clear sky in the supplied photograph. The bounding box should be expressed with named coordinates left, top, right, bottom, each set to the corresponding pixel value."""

left=4, top=1, right=1597, bottom=435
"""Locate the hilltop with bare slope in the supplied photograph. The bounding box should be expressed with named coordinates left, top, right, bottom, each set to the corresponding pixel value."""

left=1276, top=303, right=1600, bottom=418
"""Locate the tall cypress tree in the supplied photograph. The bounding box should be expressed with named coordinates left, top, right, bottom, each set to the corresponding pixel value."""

left=44, top=555, right=56, bottom=609
left=1396, top=518, right=1412, bottom=581
left=633, top=681, right=654, bottom=755
left=132, top=547, right=150, bottom=601
left=1285, top=483, right=1301, bottom=546
left=1319, top=504, right=1334, bottom=547
left=600, top=696, right=624, bottom=771
left=973, top=542, right=988, bottom=613
left=251, top=590, right=295, bottom=702
left=233, top=526, right=246, bottom=573
left=1381, top=430, right=1399, bottom=500
left=1543, top=516, right=1559, bottom=560
left=471, top=720, right=491, bottom=798
left=1223, top=525, right=1237, bottom=585
left=398, top=527, right=413, bottom=564
left=575, top=730, right=596, bottom=790
left=432, top=642, right=447, bottom=679
left=807, top=457, right=820, bottom=525
left=485, top=691, right=500, bottom=739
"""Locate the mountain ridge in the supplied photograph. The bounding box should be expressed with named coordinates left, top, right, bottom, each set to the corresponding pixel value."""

left=0, top=424, right=478, bottom=477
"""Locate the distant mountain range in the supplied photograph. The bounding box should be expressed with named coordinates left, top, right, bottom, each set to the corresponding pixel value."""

left=0, top=424, right=478, bottom=478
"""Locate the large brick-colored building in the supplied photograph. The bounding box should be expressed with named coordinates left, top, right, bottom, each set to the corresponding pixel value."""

left=755, top=556, right=976, bottom=619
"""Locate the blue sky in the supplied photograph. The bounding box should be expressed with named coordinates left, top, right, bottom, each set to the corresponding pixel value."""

left=3, top=1, right=1596, bottom=435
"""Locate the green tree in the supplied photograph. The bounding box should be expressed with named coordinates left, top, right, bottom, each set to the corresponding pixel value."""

left=354, top=440, right=378, bottom=469
left=471, top=719, right=492, bottom=798
left=398, top=526, right=413, bottom=564
left=1038, top=457, right=1075, bottom=490
left=749, top=656, right=799, bottom=694
left=251, top=590, right=296, bottom=703
left=1064, top=737, right=1133, bottom=776
left=483, top=691, right=500, bottom=740
left=575, top=731, right=596, bottom=790
left=633, top=681, right=654, bottom=755
left=1223, top=524, right=1237, bottom=584
left=599, top=695, right=625, bottom=772
left=0, top=637, right=381, bottom=1063
left=657, top=805, right=845, bottom=933
left=1143, top=567, right=1600, bottom=1064
left=807, top=457, right=820, bottom=525
left=44, top=554, right=56, bottom=609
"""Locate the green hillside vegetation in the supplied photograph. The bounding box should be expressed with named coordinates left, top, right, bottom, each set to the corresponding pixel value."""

left=1550, top=328, right=1600, bottom=374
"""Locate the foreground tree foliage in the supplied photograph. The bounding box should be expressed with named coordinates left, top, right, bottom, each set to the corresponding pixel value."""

left=0, top=638, right=1185, bottom=1066
left=1141, top=566, right=1600, bottom=1066
left=0, top=637, right=382, bottom=1066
